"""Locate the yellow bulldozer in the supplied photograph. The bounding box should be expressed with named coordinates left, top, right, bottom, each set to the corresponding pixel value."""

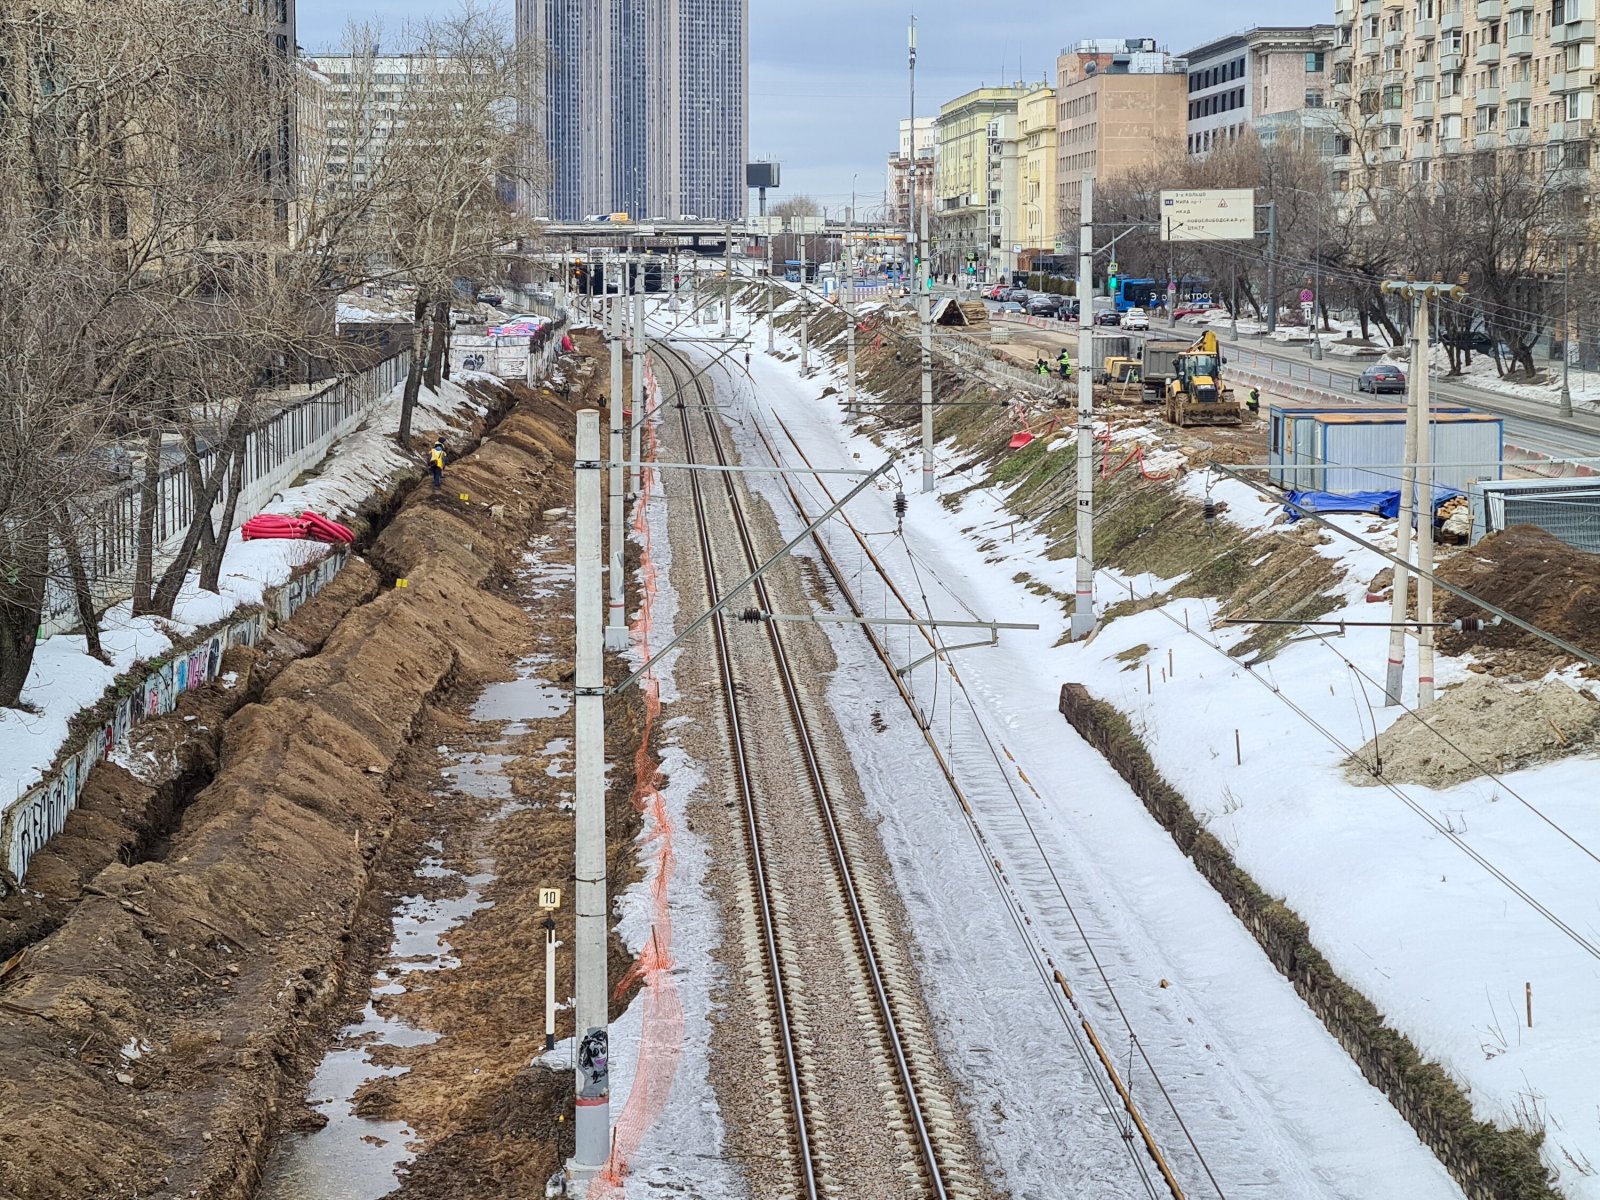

left=1163, top=329, right=1242, bottom=427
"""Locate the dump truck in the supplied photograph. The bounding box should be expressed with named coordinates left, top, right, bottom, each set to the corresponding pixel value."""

left=1163, top=329, right=1242, bottom=427
left=1139, top=337, right=1191, bottom=401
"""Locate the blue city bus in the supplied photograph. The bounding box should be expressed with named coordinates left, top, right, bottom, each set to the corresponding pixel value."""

left=1113, top=278, right=1163, bottom=312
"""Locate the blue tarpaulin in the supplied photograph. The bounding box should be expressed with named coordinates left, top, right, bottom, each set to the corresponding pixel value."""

left=1283, top=486, right=1463, bottom=522
left=1284, top=490, right=1401, bottom=521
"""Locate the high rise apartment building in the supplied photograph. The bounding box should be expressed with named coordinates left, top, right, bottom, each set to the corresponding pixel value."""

left=516, top=0, right=748, bottom=221
left=1056, top=39, right=1188, bottom=218
left=1183, top=26, right=1337, bottom=158
left=1329, top=0, right=1595, bottom=191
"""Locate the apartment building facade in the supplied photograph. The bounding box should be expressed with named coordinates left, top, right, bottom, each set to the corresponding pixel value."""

left=1330, top=0, right=1596, bottom=190
left=887, top=116, right=938, bottom=231
left=1056, top=39, right=1188, bottom=222
left=932, top=84, right=1034, bottom=279
left=1184, top=25, right=1337, bottom=157
left=1018, top=86, right=1059, bottom=261
left=516, top=0, right=749, bottom=221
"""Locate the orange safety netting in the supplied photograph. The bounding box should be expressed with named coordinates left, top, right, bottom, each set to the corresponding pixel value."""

left=593, top=360, right=684, bottom=1194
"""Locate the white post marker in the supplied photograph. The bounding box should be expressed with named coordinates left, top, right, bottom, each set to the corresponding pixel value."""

left=568, top=410, right=610, bottom=1184
left=1071, top=176, right=1097, bottom=641
left=845, top=232, right=858, bottom=413
left=605, top=299, right=628, bottom=652
left=540, top=886, right=561, bottom=1052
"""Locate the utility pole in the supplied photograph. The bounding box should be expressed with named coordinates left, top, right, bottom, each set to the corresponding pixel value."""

left=766, top=225, right=776, bottom=354
left=630, top=259, right=645, bottom=496
left=1561, top=240, right=1573, bottom=418
left=800, top=234, right=811, bottom=374
left=605, top=297, right=628, bottom=651
left=568, top=408, right=609, bottom=1184
left=1265, top=199, right=1278, bottom=335
left=919, top=205, right=934, bottom=493
left=1414, top=290, right=1437, bottom=706
left=1380, top=277, right=1464, bottom=705
left=1310, top=197, right=1325, bottom=361
left=908, top=17, right=918, bottom=296
left=846, top=203, right=857, bottom=413
left=1072, top=176, right=1096, bottom=641
left=722, top=222, right=733, bottom=338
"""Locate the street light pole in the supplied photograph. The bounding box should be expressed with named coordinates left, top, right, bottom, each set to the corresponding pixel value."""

left=1561, top=239, right=1573, bottom=418
left=1071, top=176, right=1096, bottom=641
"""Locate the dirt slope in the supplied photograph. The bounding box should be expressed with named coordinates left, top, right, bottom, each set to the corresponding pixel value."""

left=0, top=386, right=581, bottom=1200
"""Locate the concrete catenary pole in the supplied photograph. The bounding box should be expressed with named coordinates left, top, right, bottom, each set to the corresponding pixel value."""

left=630, top=261, right=645, bottom=497
left=605, top=297, right=628, bottom=651
left=723, top=222, right=733, bottom=338
left=569, top=408, right=610, bottom=1181
left=919, top=205, right=935, bottom=493
left=1384, top=286, right=1421, bottom=706
left=1072, top=176, right=1097, bottom=641
left=846, top=208, right=857, bottom=413
left=1415, top=290, right=1436, bottom=706
left=800, top=234, right=811, bottom=374
left=766, top=225, right=776, bottom=354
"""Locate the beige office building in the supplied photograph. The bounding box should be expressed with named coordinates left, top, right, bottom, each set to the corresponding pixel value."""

left=1018, top=86, right=1059, bottom=261
left=1056, top=39, right=1189, bottom=222
left=1330, top=0, right=1596, bottom=191
left=933, top=83, right=1034, bottom=279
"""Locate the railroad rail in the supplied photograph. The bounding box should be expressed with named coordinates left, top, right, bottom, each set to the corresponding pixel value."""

left=652, top=340, right=965, bottom=1200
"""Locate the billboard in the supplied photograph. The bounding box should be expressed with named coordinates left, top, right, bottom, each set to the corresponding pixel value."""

left=1159, top=189, right=1256, bottom=241
left=746, top=161, right=781, bottom=189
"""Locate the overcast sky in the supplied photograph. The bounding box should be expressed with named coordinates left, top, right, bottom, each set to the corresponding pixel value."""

left=303, top=1, right=1330, bottom=211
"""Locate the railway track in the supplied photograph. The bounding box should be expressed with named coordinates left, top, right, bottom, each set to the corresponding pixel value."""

left=652, top=341, right=980, bottom=1200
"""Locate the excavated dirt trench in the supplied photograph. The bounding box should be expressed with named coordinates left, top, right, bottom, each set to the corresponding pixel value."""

left=0, top=348, right=645, bottom=1200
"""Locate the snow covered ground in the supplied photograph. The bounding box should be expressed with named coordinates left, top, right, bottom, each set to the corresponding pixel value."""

left=732, top=294, right=1600, bottom=1196
left=591, top=296, right=1482, bottom=1199
left=1, top=376, right=489, bottom=829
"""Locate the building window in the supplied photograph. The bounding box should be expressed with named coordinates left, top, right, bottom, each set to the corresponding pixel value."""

left=1306, top=89, right=1325, bottom=107
left=1306, top=51, right=1326, bottom=73
left=1509, top=99, right=1530, bottom=126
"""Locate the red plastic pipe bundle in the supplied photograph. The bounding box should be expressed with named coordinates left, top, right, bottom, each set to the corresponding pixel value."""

left=240, top=511, right=355, bottom=544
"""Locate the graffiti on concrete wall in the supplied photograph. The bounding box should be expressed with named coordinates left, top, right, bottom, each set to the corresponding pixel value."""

left=1, top=552, right=348, bottom=891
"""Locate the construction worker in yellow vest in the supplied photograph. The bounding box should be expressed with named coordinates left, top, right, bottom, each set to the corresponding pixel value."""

left=1057, top=348, right=1073, bottom=380
left=428, top=438, right=447, bottom=488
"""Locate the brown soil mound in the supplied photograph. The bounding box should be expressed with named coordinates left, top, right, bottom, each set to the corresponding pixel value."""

left=1345, top=674, right=1600, bottom=787
left=0, top=391, right=579, bottom=1200
left=1435, top=525, right=1600, bottom=674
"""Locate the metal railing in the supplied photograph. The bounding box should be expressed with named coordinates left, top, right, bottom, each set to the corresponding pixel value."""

left=41, top=351, right=411, bottom=634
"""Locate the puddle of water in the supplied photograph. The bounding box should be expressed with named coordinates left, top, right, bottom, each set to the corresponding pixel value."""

left=444, top=752, right=514, bottom=801
left=257, top=855, right=493, bottom=1199
left=472, top=676, right=569, bottom=727
left=260, top=629, right=569, bottom=1198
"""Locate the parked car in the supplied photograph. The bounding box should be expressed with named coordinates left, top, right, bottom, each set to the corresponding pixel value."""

left=1058, top=300, right=1082, bottom=322
left=1120, top=307, right=1150, bottom=330
left=998, top=286, right=1026, bottom=303
left=1026, top=293, right=1063, bottom=316
left=985, top=283, right=1008, bottom=300
left=1095, top=309, right=1123, bottom=327
left=1172, top=303, right=1214, bottom=320
left=993, top=300, right=1025, bottom=313
left=1435, top=329, right=1497, bottom=354
left=1358, top=364, right=1408, bottom=393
